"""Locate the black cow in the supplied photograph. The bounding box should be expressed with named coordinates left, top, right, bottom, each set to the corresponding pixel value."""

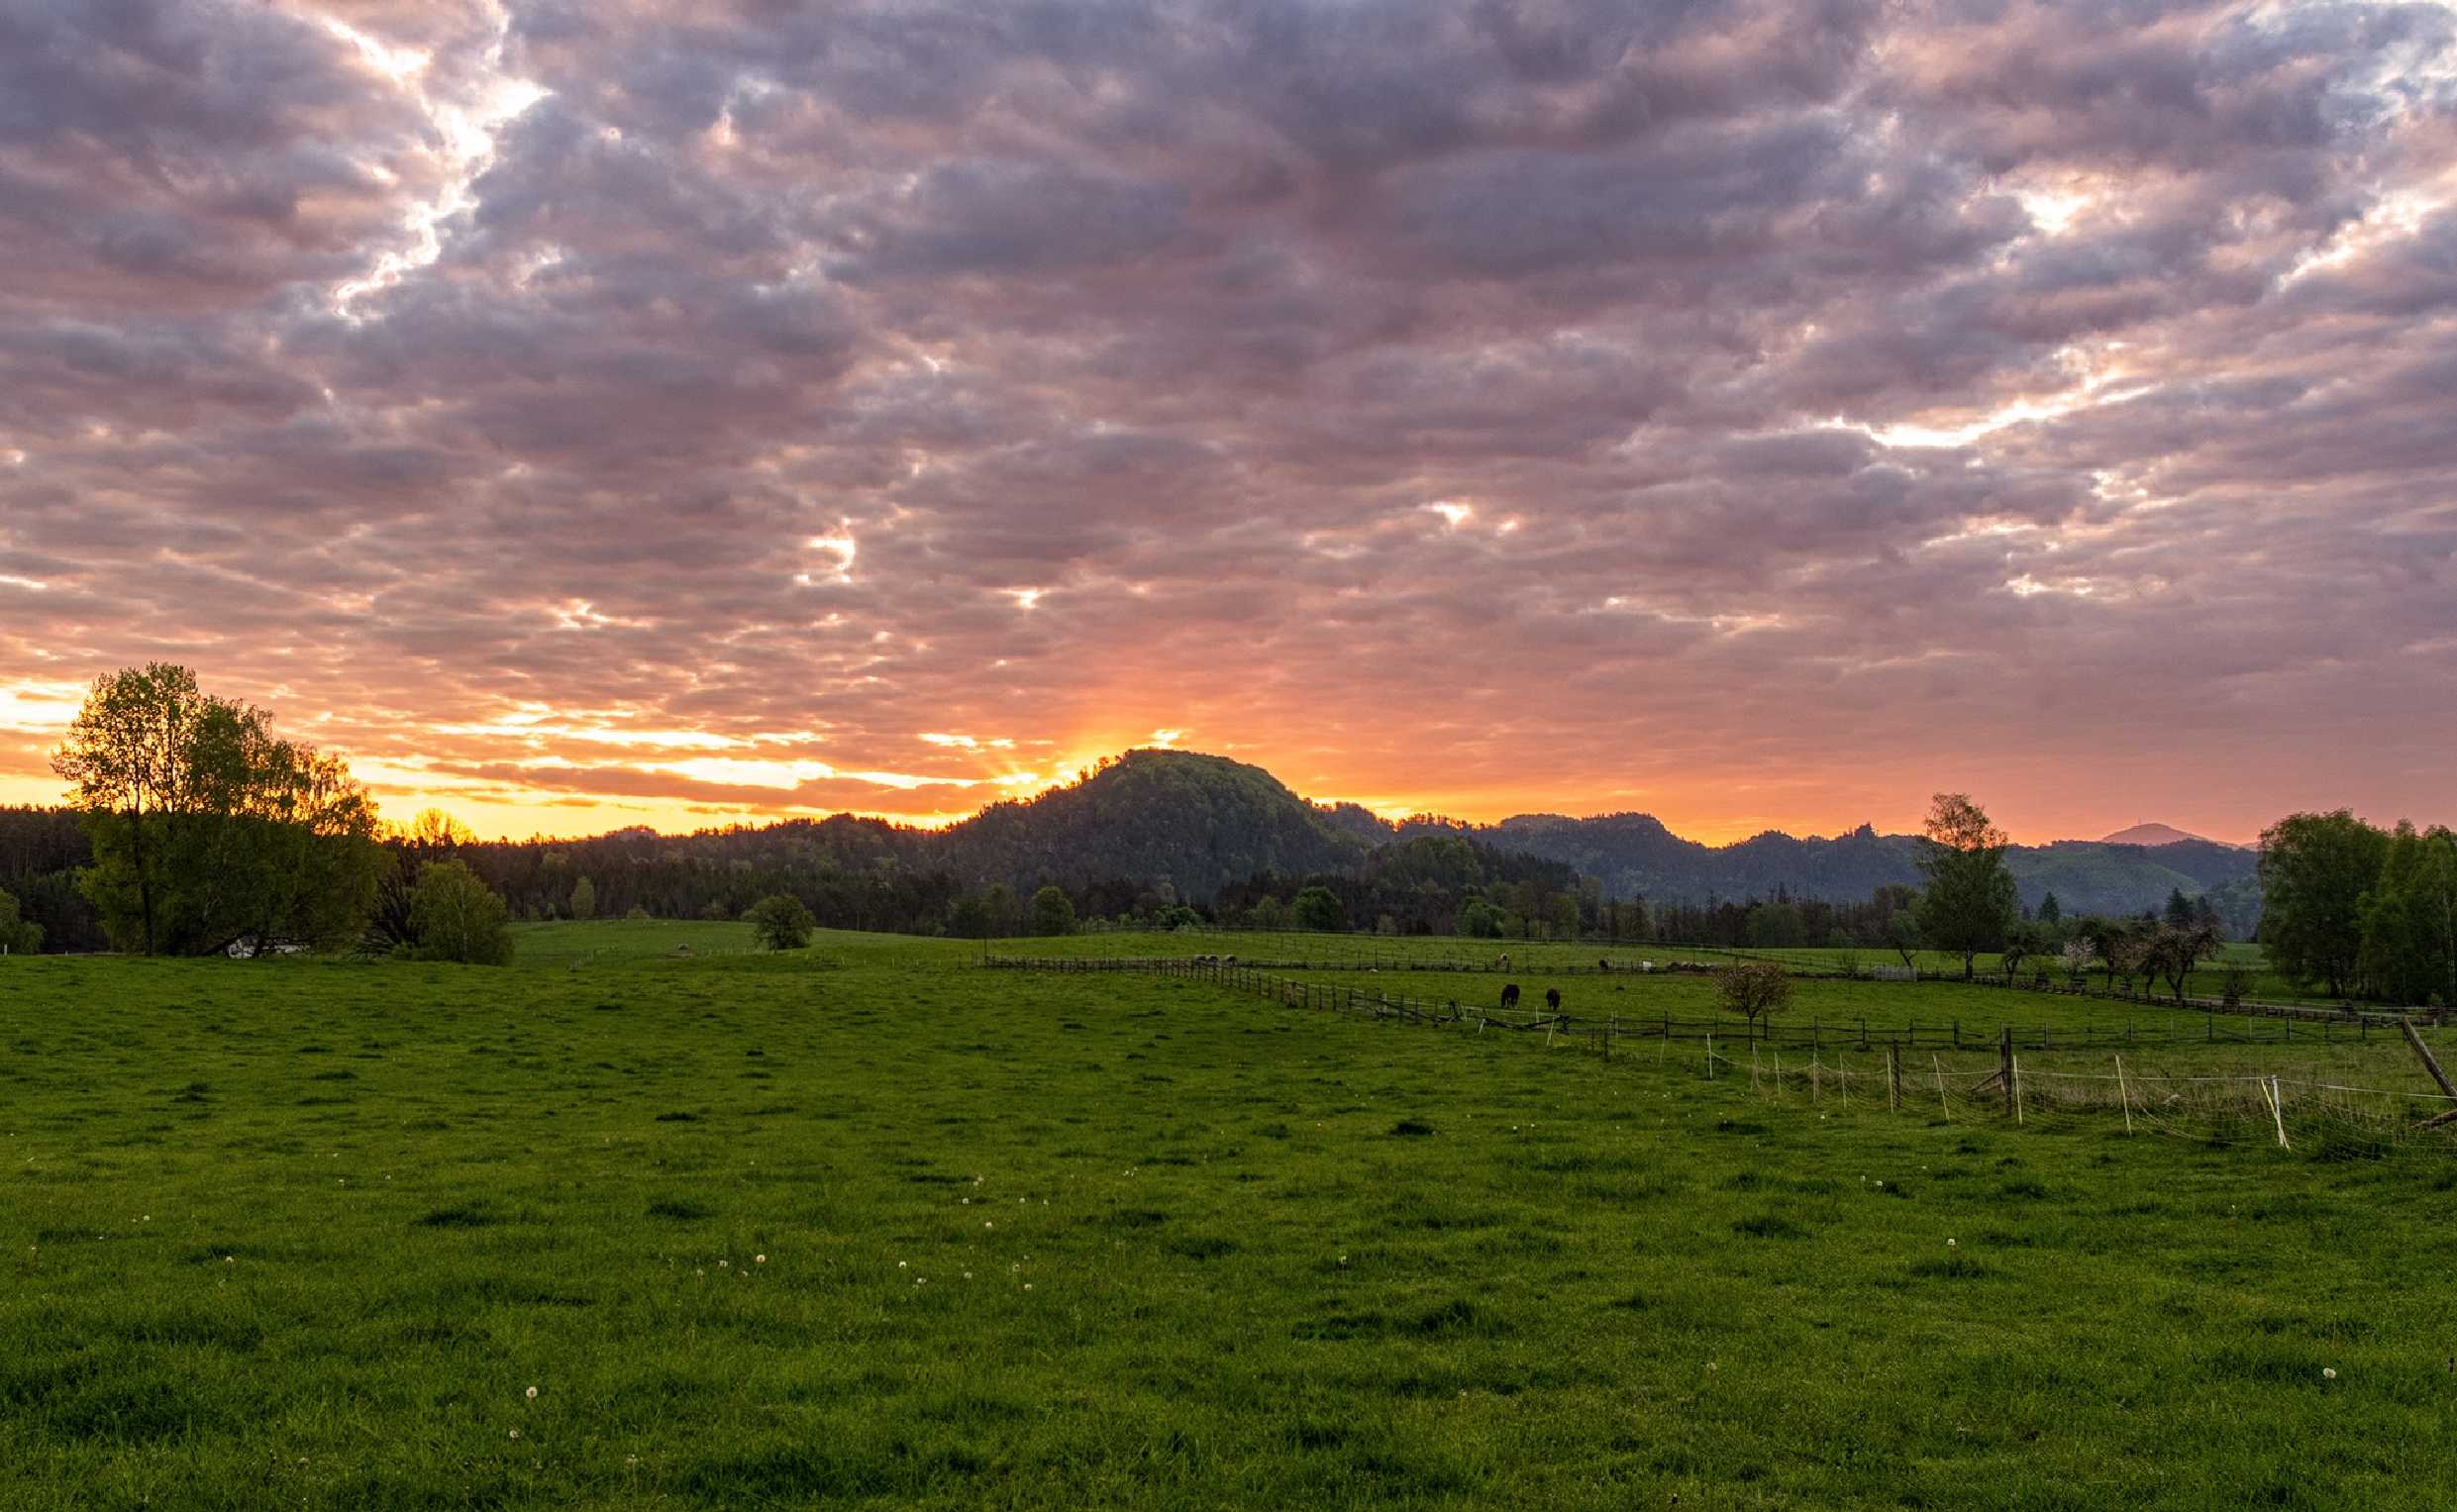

left=1545, top=986, right=1562, bottom=1012
left=1500, top=982, right=1521, bottom=1009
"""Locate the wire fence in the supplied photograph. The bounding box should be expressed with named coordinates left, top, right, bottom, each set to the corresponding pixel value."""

left=983, top=955, right=2457, bottom=1158
left=986, top=939, right=2436, bottom=1026
left=983, top=956, right=2404, bottom=1050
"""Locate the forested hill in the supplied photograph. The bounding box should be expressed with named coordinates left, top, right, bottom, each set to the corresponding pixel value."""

left=939, top=750, right=1369, bottom=894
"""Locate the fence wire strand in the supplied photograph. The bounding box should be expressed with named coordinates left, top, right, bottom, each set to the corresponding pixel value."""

left=987, top=954, right=2457, bottom=1159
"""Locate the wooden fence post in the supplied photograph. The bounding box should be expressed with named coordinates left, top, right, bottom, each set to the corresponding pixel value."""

left=2400, top=1019, right=2457, bottom=1105
left=1887, top=1045, right=1901, bottom=1113
left=1999, top=1028, right=2014, bottom=1119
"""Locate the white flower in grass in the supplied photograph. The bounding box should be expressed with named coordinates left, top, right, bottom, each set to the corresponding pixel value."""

left=526, top=1386, right=538, bottom=1400
left=509, top=1429, right=520, bottom=1440
left=718, top=1260, right=728, bottom=1268
left=754, top=1255, right=766, bottom=1263
left=2323, top=1367, right=2338, bottom=1380
left=1947, top=1238, right=1957, bottom=1248
left=984, top=1221, right=993, bottom=1229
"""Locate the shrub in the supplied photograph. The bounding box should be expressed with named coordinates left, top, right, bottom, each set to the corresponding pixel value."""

left=1293, top=885, right=1344, bottom=933
left=746, top=894, right=815, bottom=951
left=1029, top=885, right=1075, bottom=937
left=405, top=860, right=514, bottom=965
left=0, top=886, right=42, bottom=956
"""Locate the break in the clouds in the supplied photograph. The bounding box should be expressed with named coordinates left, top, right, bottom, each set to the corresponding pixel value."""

left=2, top=0, right=2453, bottom=841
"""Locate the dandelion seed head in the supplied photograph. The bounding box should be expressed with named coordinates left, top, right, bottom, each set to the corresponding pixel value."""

left=526, top=1386, right=538, bottom=1400
left=2323, top=1367, right=2338, bottom=1379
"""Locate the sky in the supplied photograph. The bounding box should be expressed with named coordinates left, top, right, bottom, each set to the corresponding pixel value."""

left=2, top=0, right=2453, bottom=846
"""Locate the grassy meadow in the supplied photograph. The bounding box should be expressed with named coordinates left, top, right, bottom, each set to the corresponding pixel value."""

left=5, top=924, right=2456, bottom=1509
left=1040, top=928, right=2342, bottom=1007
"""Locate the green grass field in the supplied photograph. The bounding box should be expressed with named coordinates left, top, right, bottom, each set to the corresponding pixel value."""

left=1043, top=928, right=2346, bottom=1007
left=6, top=928, right=2456, bottom=1509
left=506, top=917, right=761, bottom=967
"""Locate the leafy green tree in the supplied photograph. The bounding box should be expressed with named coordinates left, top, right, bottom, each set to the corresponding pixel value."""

left=1292, top=885, right=1344, bottom=933
left=1746, top=900, right=1805, bottom=949
left=367, top=809, right=474, bottom=955
left=51, top=663, right=209, bottom=954
left=1913, top=794, right=2018, bottom=980
left=982, top=883, right=1020, bottom=937
left=1249, top=894, right=1289, bottom=931
left=747, top=893, right=816, bottom=950
left=2258, top=810, right=2390, bottom=998
left=1029, top=885, right=1075, bottom=937
left=2357, top=824, right=2457, bottom=1006
left=568, top=875, right=597, bottom=922
left=2037, top=891, right=2062, bottom=927
left=2000, top=921, right=2044, bottom=981
left=53, top=665, right=383, bottom=957
left=947, top=894, right=992, bottom=939
left=0, top=886, right=43, bottom=956
left=1548, top=890, right=1582, bottom=940
left=405, top=859, right=513, bottom=965
left=1885, top=911, right=1920, bottom=970
left=1455, top=896, right=1504, bottom=939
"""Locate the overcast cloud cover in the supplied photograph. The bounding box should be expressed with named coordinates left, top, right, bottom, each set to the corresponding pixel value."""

left=1, top=0, right=2452, bottom=840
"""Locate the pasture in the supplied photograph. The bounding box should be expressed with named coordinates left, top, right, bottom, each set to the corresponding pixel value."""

left=1040, top=928, right=2344, bottom=1008
left=5, top=926, right=2455, bottom=1509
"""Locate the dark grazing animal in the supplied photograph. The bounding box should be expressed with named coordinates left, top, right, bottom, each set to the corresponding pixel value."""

left=1545, top=987, right=1562, bottom=1012
left=1500, top=982, right=1521, bottom=1010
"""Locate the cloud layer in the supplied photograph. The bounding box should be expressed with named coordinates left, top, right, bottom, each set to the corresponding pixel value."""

left=3, top=0, right=2453, bottom=842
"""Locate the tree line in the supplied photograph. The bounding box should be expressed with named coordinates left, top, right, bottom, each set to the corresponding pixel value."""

left=2, top=667, right=2446, bottom=1005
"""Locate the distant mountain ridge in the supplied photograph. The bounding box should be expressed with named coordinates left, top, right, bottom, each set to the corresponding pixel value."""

left=2101, top=822, right=2235, bottom=848
left=921, top=751, right=2262, bottom=923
